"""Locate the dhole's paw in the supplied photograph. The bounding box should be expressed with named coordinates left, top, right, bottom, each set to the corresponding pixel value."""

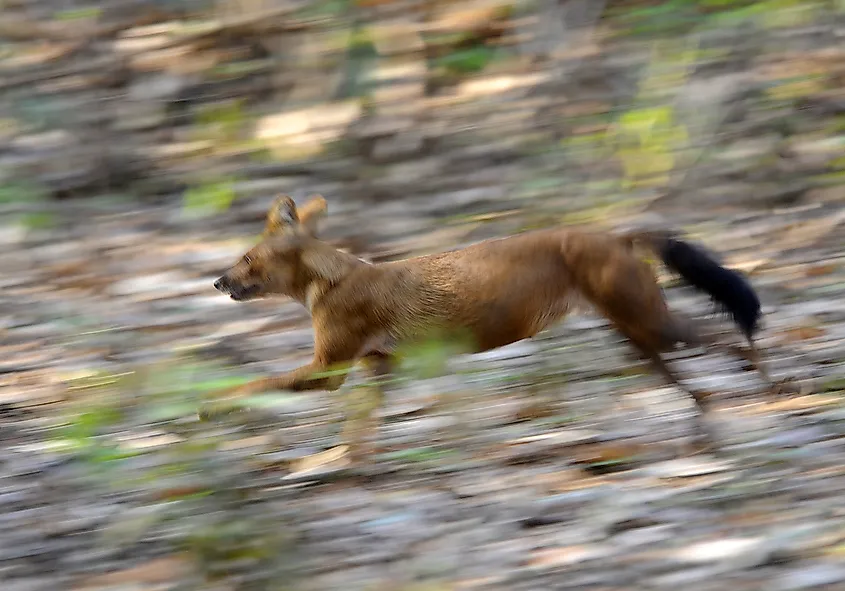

left=689, top=412, right=722, bottom=455
left=686, top=437, right=715, bottom=456
left=770, top=376, right=801, bottom=397
left=198, top=381, right=265, bottom=421
left=687, top=431, right=728, bottom=458
left=198, top=400, right=248, bottom=421
left=214, top=381, right=262, bottom=399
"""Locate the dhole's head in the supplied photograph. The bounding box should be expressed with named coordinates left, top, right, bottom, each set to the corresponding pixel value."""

left=214, top=194, right=329, bottom=302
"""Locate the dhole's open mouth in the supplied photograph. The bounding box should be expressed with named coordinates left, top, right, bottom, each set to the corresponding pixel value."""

left=214, top=277, right=260, bottom=301
left=228, top=285, right=260, bottom=301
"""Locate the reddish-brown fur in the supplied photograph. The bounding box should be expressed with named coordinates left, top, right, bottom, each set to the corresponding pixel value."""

left=212, top=195, right=779, bottom=451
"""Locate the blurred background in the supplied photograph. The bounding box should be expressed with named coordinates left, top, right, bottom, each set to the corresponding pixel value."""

left=2, top=0, right=845, bottom=590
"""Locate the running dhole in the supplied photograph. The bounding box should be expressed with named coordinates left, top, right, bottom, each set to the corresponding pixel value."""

left=212, top=194, right=788, bottom=452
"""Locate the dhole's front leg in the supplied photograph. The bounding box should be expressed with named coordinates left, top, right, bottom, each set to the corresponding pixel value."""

left=228, top=360, right=352, bottom=397
left=209, top=331, right=363, bottom=401
left=340, top=352, right=395, bottom=460
left=199, top=359, right=353, bottom=421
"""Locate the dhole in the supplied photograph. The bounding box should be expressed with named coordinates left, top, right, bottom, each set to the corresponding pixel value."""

left=213, top=195, right=789, bottom=453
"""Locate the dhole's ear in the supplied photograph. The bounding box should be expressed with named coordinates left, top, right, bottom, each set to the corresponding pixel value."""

left=297, top=194, right=327, bottom=237
left=264, top=195, right=299, bottom=235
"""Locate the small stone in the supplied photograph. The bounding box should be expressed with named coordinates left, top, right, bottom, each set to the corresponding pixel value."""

left=526, top=544, right=611, bottom=569
left=773, top=562, right=845, bottom=590
left=759, top=426, right=832, bottom=448
left=371, top=23, right=425, bottom=55
left=128, top=73, right=186, bottom=102
left=381, top=416, right=458, bottom=443
left=11, top=130, right=74, bottom=152
left=790, top=136, right=845, bottom=169
left=370, top=133, right=425, bottom=164
left=645, top=457, right=735, bottom=479
left=673, top=537, right=770, bottom=570
left=649, top=566, right=726, bottom=587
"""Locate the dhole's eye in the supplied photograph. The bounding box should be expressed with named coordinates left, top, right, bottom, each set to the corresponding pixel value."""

left=243, top=255, right=252, bottom=265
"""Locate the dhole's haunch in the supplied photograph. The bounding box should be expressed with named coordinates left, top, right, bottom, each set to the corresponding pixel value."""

left=213, top=195, right=795, bottom=458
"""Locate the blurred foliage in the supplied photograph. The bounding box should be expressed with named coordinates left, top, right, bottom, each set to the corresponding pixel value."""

left=338, top=27, right=379, bottom=99
left=608, top=35, right=698, bottom=190
left=605, top=0, right=829, bottom=35
left=52, top=360, right=300, bottom=589
left=0, top=179, right=55, bottom=230
left=431, top=45, right=502, bottom=76
left=195, top=100, right=249, bottom=149
left=612, top=106, right=689, bottom=190
left=0, top=179, right=47, bottom=204
left=10, top=95, right=68, bottom=132
left=0, top=0, right=840, bottom=216
left=394, top=330, right=478, bottom=381
left=53, top=6, right=102, bottom=21
left=183, top=177, right=239, bottom=216
left=297, top=0, right=352, bottom=18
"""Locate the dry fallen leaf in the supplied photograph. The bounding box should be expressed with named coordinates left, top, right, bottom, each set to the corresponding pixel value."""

left=779, top=326, right=827, bottom=343
left=804, top=263, right=840, bottom=277
left=737, top=394, right=841, bottom=416
left=72, top=555, right=193, bottom=590
left=289, top=444, right=350, bottom=474
left=527, top=545, right=599, bottom=568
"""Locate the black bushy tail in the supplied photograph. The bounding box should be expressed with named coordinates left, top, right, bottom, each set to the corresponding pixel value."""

left=627, top=231, right=762, bottom=340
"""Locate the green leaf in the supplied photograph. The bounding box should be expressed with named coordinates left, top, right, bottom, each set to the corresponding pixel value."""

left=0, top=181, right=48, bottom=204
left=183, top=180, right=237, bottom=215
left=54, top=7, right=101, bottom=20
left=21, top=212, right=55, bottom=230
left=380, top=446, right=453, bottom=463
left=434, top=46, right=498, bottom=75
left=298, top=0, right=350, bottom=18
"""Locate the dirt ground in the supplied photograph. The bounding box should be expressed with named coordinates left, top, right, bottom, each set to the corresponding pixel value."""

left=2, top=196, right=845, bottom=591
left=3, top=1, right=845, bottom=589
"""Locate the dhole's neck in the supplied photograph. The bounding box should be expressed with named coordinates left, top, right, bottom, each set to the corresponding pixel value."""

left=297, top=242, right=372, bottom=314
left=303, top=282, right=324, bottom=314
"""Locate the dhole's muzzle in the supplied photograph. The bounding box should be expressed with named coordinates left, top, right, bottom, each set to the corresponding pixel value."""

left=214, top=274, right=260, bottom=301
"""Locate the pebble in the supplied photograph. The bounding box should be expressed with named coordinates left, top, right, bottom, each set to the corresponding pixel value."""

left=773, top=563, right=845, bottom=590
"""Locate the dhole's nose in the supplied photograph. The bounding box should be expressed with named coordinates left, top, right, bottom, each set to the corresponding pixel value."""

left=214, top=277, right=226, bottom=291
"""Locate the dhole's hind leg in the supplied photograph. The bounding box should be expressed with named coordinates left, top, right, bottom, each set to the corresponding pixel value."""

left=739, top=336, right=800, bottom=395
left=631, top=341, right=719, bottom=450
left=679, top=318, right=798, bottom=396
left=744, top=338, right=771, bottom=382
left=717, top=337, right=779, bottom=391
